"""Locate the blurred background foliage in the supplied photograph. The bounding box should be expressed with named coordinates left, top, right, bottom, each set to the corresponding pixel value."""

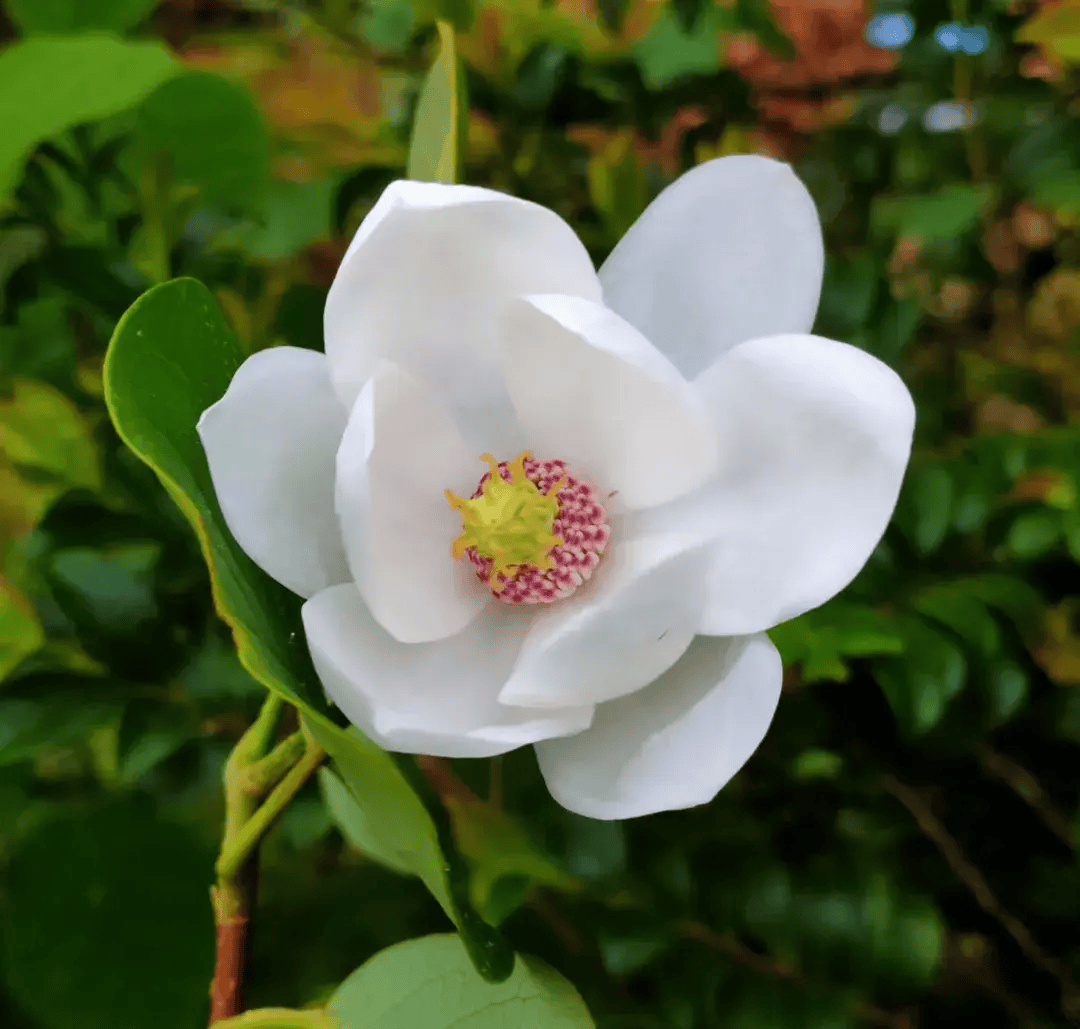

left=0, top=0, right=1079, bottom=1026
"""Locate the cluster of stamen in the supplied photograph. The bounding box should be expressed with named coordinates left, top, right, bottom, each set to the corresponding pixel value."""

left=445, top=451, right=611, bottom=604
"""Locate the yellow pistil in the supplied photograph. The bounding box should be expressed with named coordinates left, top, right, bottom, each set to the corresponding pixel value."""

left=446, top=451, right=568, bottom=592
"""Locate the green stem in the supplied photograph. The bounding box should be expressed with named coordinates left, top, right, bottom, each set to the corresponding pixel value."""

left=239, top=731, right=306, bottom=796
left=211, top=1008, right=336, bottom=1029
left=217, top=732, right=326, bottom=881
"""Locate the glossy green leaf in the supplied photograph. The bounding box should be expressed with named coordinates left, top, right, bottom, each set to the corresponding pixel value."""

left=103, top=279, right=326, bottom=713
left=6, top=0, right=158, bottom=34
left=328, top=934, right=595, bottom=1029
left=0, top=35, right=177, bottom=203
left=407, top=21, right=466, bottom=184
left=1, top=797, right=214, bottom=1029
left=133, top=70, right=270, bottom=211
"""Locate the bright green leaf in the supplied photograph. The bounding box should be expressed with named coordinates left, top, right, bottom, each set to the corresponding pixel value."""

left=634, top=3, right=733, bottom=90
left=0, top=35, right=177, bottom=203
left=407, top=21, right=466, bottom=184
left=1, top=797, right=214, bottom=1029
left=328, top=934, right=595, bottom=1029
left=0, top=579, right=44, bottom=681
left=6, top=0, right=158, bottom=34
left=0, top=377, right=102, bottom=491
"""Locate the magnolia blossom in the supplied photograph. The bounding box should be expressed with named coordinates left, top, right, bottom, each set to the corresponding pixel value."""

left=198, top=155, right=915, bottom=820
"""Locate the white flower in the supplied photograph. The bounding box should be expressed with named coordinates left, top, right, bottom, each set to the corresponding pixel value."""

left=198, top=155, right=915, bottom=820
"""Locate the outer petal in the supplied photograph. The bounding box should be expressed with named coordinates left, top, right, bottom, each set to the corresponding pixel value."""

left=497, top=533, right=710, bottom=709
left=499, top=294, right=718, bottom=509
left=535, top=633, right=782, bottom=820
left=638, top=333, right=915, bottom=637
left=324, top=180, right=601, bottom=454
left=197, top=346, right=350, bottom=599
left=598, top=155, right=824, bottom=381
left=335, top=360, right=493, bottom=644
left=303, top=584, right=593, bottom=759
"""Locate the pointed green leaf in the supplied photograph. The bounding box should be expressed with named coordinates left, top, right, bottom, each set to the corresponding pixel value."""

left=0, top=35, right=177, bottom=204
left=329, top=934, right=595, bottom=1029
left=407, top=21, right=466, bottom=184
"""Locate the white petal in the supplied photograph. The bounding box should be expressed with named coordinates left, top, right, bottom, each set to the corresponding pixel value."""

left=302, top=584, right=593, bottom=759
left=324, top=179, right=601, bottom=454
left=499, top=294, right=718, bottom=509
left=196, top=346, right=350, bottom=599
left=599, top=155, right=824, bottom=381
left=335, top=360, right=493, bottom=644
left=535, top=633, right=782, bottom=820
left=638, top=333, right=915, bottom=636
left=497, top=533, right=710, bottom=708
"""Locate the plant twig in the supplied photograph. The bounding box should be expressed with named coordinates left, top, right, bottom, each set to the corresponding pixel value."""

left=883, top=774, right=1080, bottom=1022
left=209, top=700, right=325, bottom=1024
left=677, top=920, right=909, bottom=1027
left=975, top=745, right=1075, bottom=848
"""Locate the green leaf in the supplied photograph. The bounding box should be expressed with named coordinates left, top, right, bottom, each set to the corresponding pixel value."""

left=872, top=184, right=991, bottom=241
left=103, top=278, right=326, bottom=714
left=0, top=579, right=45, bottom=681
left=328, top=934, right=595, bottom=1029
left=0, top=695, right=118, bottom=766
left=318, top=764, right=421, bottom=878
left=361, top=0, right=417, bottom=52
left=407, top=21, right=466, bottom=184
left=1, top=797, right=215, bottom=1029
left=0, top=377, right=102, bottom=492
left=734, top=0, right=796, bottom=60
left=6, top=0, right=158, bottom=34
left=912, top=583, right=1001, bottom=658
left=634, top=3, right=734, bottom=90
left=900, top=463, right=954, bottom=556
left=0, top=35, right=177, bottom=204
left=102, top=278, right=511, bottom=983
left=1006, top=509, right=1063, bottom=559
left=133, top=70, right=270, bottom=211
left=446, top=795, right=582, bottom=924
left=238, top=178, right=336, bottom=261
left=1015, top=0, right=1080, bottom=61
left=874, top=619, right=967, bottom=735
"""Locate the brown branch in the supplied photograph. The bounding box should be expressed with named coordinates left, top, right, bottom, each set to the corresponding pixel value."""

left=883, top=774, right=1080, bottom=1022
left=209, top=904, right=250, bottom=1022
left=677, top=920, right=910, bottom=1027
left=975, top=745, right=1075, bottom=849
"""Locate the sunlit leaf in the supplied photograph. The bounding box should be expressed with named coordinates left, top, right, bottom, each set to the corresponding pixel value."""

left=0, top=36, right=177, bottom=203
left=408, top=21, right=467, bottom=184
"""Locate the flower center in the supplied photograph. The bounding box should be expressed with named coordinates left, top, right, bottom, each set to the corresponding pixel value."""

left=445, top=450, right=611, bottom=605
